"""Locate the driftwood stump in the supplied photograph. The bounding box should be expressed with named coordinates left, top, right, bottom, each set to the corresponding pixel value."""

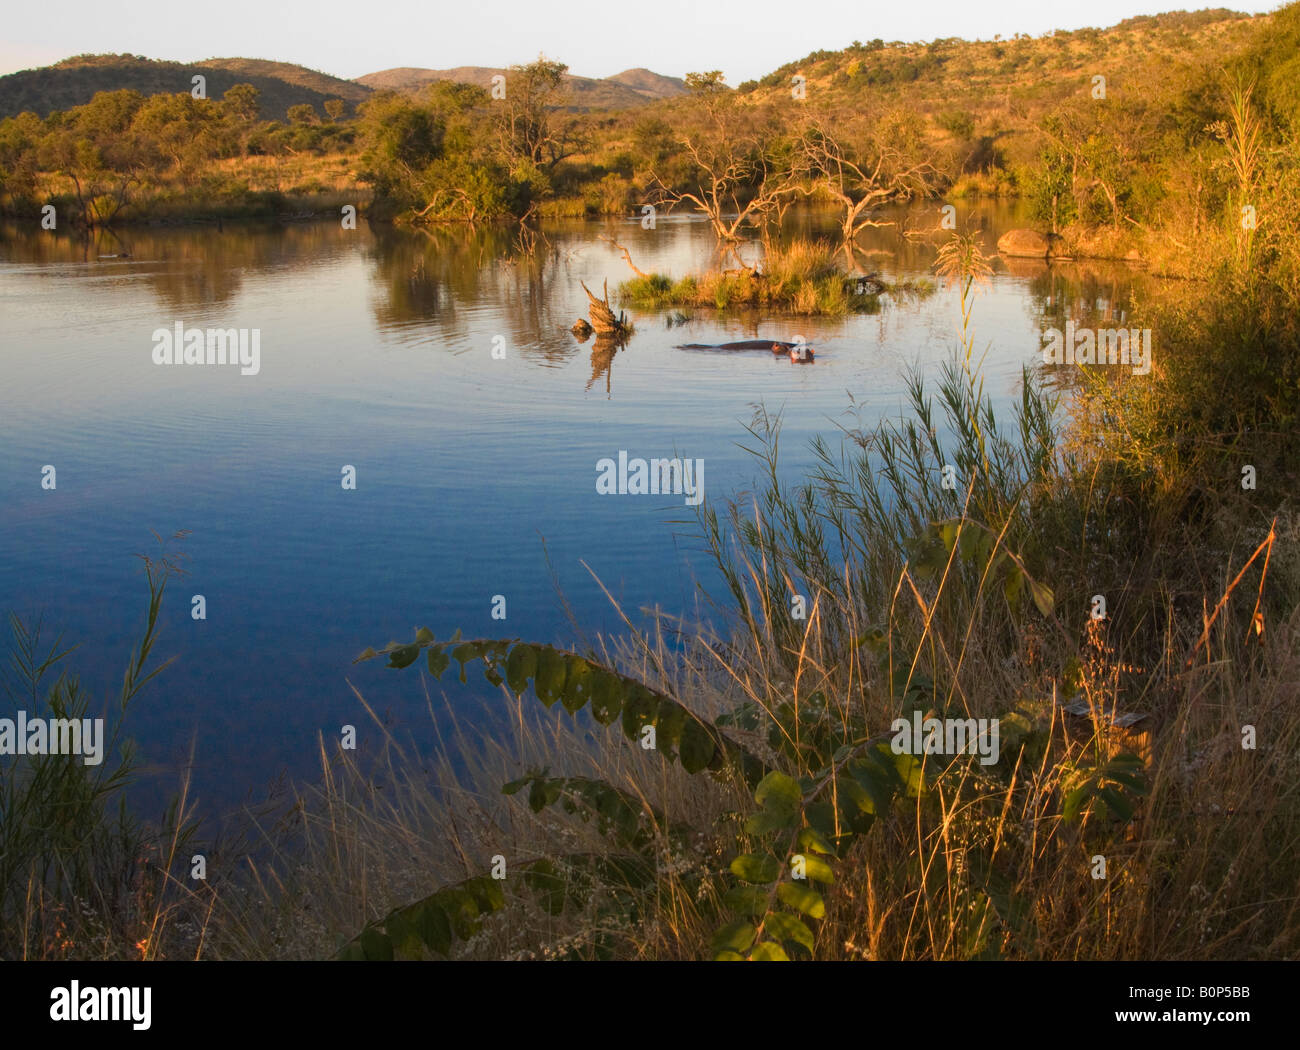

left=580, top=279, right=630, bottom=337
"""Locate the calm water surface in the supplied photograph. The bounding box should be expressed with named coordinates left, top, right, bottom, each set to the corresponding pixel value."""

left=0, top=203, right=1146, bottom=811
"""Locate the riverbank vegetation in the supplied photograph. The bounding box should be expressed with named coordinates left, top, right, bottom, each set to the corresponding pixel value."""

left=0, top=81, right=359, bottom=226
left=0, top=537, right=207, bottom=960
left=0, top=6, right=1288, bottom=258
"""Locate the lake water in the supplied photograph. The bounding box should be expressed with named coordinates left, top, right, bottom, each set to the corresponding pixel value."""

left=0, top=202, right=1145, bottom=813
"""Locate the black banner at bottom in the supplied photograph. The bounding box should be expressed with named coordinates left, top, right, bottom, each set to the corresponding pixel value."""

left=0, top=960, right=1288, bottom=1035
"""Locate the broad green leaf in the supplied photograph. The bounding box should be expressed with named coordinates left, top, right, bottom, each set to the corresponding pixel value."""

left=777, top=881, right=825, bottom=918
left=731, top=853, right=781, bottom=884
left=744, top=808, right=797, bottom=835
left=505, top=644, right=537, bottom=694
left=679, top=717, right=716, bottom=773
left=427, top=645, right=450, bottom=679
left=804, top=802, right=843, bottom=843
left=890, top=750, right=925, bottom=797
left=796, top=827, right=834, bottom=856
left=940, top=520, right=959, bottom=553
left=385, top=909, right=420, bottom=953
left=528, top=777, right=562, bottom=814
left=451, top=642, right=484, bottom=684
left=764, top=911, right=815, bottom=953
left=1096, top=785, right=1135, bottom=821
left=848, top=761, right=893, bottom=815
left=501, top=775, right=533, bottom=796
left=415, top=626, right=435, bottom=644
left=841, top=776, right=877, bottom=815
left=855, top=627, right=887, bottom=654
left=534, top=647, right=568, bottom=707
left=1062, top=785, right=1087, bottom=824
left=749, top=940, right=790, bottom=961
left=588, top=670, right=623, bottom=725
left=1003, top=565, right=1024, bottom=607
left=561, top=656, right=594, bottom=714
left=656, top=702, right=687, bottom=752
left=466, top=877, right=505, bottom=913
left=621, top=684, right=659, bottom=738
left=722, top=885, right=769, bottom=917
left=388, top=644, right=420, bottom=670
left=996, top=711, right=1034, bottom=759
left=413, top=901, right=451, bottom=955
left=359, top=927, right=393, bottom=961
left=801, top=854, right=835, bottom=885
left=754, top=770, right=802, bottom=813
left=711, top=920, right=757, bottom=956
left=437, top=886, right=482, bottom=939
left=1103, top=755, right=1150, bottom=792
left=1027, top=572, right=1054, bottom=617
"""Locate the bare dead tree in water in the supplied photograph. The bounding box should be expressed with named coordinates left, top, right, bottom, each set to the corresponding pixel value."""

left=647, top=71, right=800, bottom=246
left=600, top=236, right=650, bottom=278
left=797, top=117, right=938, bottom=268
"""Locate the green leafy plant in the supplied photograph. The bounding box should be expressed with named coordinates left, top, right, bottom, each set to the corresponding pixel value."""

left=337, top=610, right=1102, bottom=961
left=1061, top=753, right=1150, bottom=825
left=338, top=633, right=769, bottom=959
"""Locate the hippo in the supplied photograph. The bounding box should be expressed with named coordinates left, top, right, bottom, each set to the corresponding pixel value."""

left=675, top=340, right=814, bottom=363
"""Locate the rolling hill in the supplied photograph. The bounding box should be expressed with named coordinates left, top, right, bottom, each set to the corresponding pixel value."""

left=0, top=54, right=371, bottom=121
left=355, top=65, right=685, bottom=110
left=0, top=9, right=1270, bottom=135
left=728, top=8, right=1267, bottom=168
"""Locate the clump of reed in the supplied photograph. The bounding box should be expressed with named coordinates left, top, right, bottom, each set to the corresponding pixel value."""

left=618, top=238, right=902, bottom=316
left=0, top=534, right=209, bottom=961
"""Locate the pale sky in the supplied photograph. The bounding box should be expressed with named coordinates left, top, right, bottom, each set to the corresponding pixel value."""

left=0, top=1, right=1284, bottom=83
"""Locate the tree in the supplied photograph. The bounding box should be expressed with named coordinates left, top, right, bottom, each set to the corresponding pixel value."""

left=1029, top=92, right=1159, bottom=231
left=684, top=70, right=727, bottom=95
left=494, top=56, right=575, bottom=171
left=287, top=103, right=318, bottom=126
left=38, top=132, right=139, bottom=227
left=0, top=111, right=44, bottom=203
left=357, top=91, right=446, bottom=212
left=324, top=98, right=345, bottom=122
left=70, top=89, right=144, bottom=137
left=358, top=85, right=516, bottom=223
left=648, top=71, right=797, bottom=244
left=222, top=83, right=260, bottom=123
left=128, top=92, right=227, bottom=182
left=797, top=112, right=938, bottom=265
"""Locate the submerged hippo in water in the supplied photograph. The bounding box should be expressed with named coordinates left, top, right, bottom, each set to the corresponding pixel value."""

left=675, top=339, right=814, bottom=362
